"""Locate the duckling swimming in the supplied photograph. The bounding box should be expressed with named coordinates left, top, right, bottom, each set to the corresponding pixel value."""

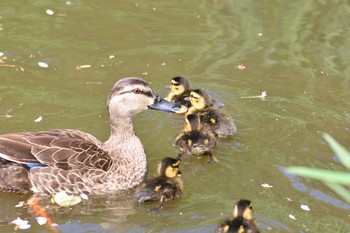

left=165, top=76, right=192, bottom=108
left=216, top=199, right=260, bottom=233
left=187, top=89, right=237, bottom=137
left=134, top=157, right=183, bottom=210
left=175, top=114, right=218, bottom=162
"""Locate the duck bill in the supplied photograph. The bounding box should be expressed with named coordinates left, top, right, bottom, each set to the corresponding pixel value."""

left=148, top=95, right=183, bottom=113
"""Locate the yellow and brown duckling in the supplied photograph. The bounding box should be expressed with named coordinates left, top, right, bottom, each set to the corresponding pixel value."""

left=134, top=157, right=183, bottom=210
left=187, top=89, right=237, bottom=137
left=165, top=76, right=192, bottom=108
left=175, top=114, right=218, bottom=162
left=216, top=199, right=260, bottom=233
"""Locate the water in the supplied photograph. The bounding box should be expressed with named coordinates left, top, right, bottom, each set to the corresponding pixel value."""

left=1, top=0, right=350, bottom=232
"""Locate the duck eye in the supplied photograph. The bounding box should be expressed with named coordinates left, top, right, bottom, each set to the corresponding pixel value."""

left=133, top=88, right=142, bottom=94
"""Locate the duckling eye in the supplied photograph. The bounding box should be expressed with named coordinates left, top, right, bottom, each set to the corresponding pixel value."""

left=190, top=94, right=197, bottom=99
left=133, top=88, right=142, bottom=94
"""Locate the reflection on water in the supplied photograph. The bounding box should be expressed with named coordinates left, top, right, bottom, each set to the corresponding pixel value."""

left=279, top=166, right=350, bottom=209
left=1, top=0, right=350, bottom=232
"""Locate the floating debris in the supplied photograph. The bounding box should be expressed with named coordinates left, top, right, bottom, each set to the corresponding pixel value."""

left=11, top=217, right=31, bottom=230
left=38, top=62, right=49, bottom=68
left=15, top=201, right=25, bottom=208
left=261, top=183, right=273, bottom=189
left=2, top=109, right=14, bottom=118
left=86, top=81, right=102, bottom=85
left=260, top=91, right=267, bottom=100
left=288, top=214, right=296, bottom=220
left=75, top=64, right=91, bottom=71
left=241, top=91, right=267, bottom=101
left=51, top=191, right=82, bottom=207
left=36, top=217, right=47, bottom=225
left=0, top=52, right=4, bottom=57
left=34, top=116, right=42, bottom=123
left=259, top=183, right=273, bottom=194
left=46, top=9, right=54, bottom=15
left=237, top=63, right=246, bottom=71
left=0, top=60, right=16, bottom=68
left=300, top=204, right=311, bottom=211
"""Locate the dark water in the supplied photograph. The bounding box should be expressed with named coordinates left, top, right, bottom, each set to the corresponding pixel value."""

left=1, top=1, right=350, bottom=232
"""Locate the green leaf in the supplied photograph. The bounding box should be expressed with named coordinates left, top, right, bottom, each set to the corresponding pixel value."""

left=323, top=133, right=350, bottom=170
left=287, top=167, right=350, bottom=186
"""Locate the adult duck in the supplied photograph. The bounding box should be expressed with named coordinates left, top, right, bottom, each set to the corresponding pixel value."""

left=0, top=77, right=181, bottom=195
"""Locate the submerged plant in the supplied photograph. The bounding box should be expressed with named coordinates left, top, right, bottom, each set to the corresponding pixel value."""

left=288, top=133, right=350, bottom=203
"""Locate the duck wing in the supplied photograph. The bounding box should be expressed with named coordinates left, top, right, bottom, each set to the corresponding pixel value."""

left=0, top=129, right=112, bottom=171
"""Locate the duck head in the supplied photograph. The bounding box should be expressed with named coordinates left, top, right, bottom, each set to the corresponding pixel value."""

left=107, top=77, right=182, bottom=118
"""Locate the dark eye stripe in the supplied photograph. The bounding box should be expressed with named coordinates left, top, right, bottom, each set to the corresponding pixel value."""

left=142, top=90, right=154, bottom=98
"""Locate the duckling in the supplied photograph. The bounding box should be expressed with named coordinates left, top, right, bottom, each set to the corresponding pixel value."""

left=217, top=217, right=259, bottom=233
left=175, top=114, right=218, bottom=162
left=134, top=157, right=183, bottom=210
left=216, top=199, right=260, bottom=233
left=187, top=89, right=237, bottom=137
left=165, top=76, right=192, bottom=108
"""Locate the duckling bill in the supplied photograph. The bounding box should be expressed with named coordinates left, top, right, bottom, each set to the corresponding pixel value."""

left=134, top=157, right=183, bottom=210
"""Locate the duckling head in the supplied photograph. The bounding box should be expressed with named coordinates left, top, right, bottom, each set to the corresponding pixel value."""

left=184, top=114, right=201, bottom=132
left=170, top=76, right=191, bottom=96
left=189, top=89, right=212, bottom=110
left=186, top=135, right=213, bottom=155
left=107, top=77, right=181, bottom=118
left=233, top=199, right=254, bottom=220
left=157, top=157, right=181, bottom=178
